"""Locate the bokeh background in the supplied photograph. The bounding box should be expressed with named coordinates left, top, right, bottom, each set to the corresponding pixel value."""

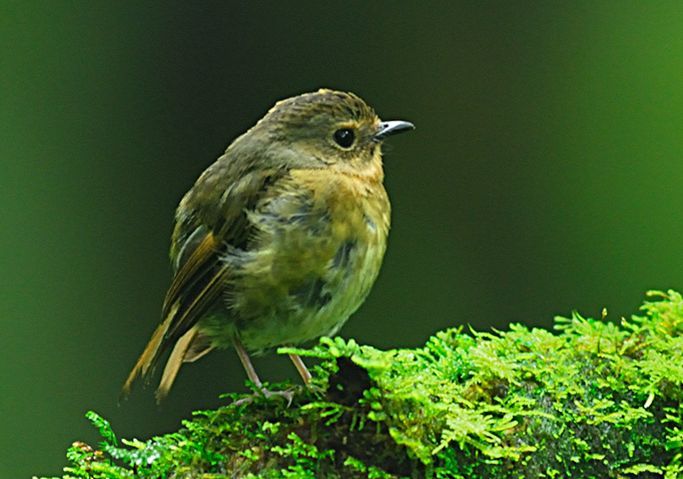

left=2, top=2, right=683, bottom=477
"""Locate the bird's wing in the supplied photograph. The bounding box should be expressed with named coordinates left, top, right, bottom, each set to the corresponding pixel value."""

left=121, top=166, right=284, bottom=399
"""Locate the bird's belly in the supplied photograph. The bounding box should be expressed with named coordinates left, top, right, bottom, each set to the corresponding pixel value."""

left=240, top=239, right=384, bottom=352
left=202, top=204, right=388, bottom=353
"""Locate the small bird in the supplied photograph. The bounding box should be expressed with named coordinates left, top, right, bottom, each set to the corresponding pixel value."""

left=121, top=89, right=414, bottom=402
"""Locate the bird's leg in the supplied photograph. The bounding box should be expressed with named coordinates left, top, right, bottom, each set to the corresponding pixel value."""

left=233, top=337, right=263, bottom=387
left=233, top=338, right=294, bottom=405
left=288, top=353, right=312, bottom=384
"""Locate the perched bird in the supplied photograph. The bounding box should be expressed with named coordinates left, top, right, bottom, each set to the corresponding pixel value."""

left=121, top=89, right=414, bottom=402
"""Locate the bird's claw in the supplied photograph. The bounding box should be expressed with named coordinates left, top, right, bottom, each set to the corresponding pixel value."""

left=232, top=387, right=296, bottom=407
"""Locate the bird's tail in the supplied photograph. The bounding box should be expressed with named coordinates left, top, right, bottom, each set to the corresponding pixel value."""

left=155, top=325, right=213, bottom=402
left=119, top=304, right=178, bottom=402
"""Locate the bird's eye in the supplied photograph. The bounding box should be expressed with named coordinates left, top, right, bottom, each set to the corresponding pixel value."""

left=333, top=128, right=355, bottom=148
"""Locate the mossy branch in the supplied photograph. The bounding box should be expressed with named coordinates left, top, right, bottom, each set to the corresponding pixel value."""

left=42, top=291, right=683, bottom=478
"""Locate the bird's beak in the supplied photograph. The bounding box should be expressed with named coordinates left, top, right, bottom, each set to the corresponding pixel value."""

left=374, top=120, right=415, bottom=141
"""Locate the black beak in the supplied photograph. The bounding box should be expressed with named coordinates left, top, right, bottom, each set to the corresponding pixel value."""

left=374, top=120, right=415, bottom=141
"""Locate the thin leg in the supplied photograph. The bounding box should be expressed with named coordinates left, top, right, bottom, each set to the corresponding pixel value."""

left=288, top=353, right=312, bottom=384
left=234, top=338, right=262, bottom=387
left=232, top=339, right=295, bottom=406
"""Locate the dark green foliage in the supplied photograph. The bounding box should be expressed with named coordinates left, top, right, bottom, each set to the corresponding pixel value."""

left=44, top=291, right=683, bottom=478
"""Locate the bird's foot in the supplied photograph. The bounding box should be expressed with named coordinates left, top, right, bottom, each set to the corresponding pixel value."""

left=232, top=387, right=296, bottom=407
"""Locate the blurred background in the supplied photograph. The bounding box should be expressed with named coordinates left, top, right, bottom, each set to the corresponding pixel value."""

left=2, top=2, right=683, bottom=477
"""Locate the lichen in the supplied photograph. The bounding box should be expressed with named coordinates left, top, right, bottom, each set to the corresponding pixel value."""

left=42, top=290, right=683, bottom=478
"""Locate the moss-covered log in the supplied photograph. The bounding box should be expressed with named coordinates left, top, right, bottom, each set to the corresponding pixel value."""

left=44, top=291, right=683, bottom=478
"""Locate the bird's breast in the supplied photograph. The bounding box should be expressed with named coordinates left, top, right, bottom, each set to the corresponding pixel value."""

left=210, top=169, right=390, bottom=352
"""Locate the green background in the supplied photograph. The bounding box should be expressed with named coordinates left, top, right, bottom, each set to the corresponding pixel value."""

left=2, top=2, right=683, bottom=477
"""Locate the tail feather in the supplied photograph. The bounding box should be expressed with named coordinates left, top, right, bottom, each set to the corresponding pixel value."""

left=120, top=303, right=178, bottom=402
left=120, top=228, right=225, bottom=402
left=155, top=325, right=203, bottom=403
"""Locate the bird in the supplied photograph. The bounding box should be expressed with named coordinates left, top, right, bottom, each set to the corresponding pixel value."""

left=121, top=89, right=414, bottom=402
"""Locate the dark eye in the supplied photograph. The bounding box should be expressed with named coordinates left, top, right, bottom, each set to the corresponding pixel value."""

left=333, top=128, right=355, bottom=148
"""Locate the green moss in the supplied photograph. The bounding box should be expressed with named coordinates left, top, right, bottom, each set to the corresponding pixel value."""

left=44, top=290, right=683, bottom=478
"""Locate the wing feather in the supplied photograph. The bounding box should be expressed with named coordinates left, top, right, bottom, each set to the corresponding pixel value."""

left=121, top=167, right=287, bottom=399
left=120, top=231, right=220, bottom=400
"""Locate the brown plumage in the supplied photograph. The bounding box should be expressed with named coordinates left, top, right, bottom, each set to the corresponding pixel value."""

left=121, top=89, right=413, bottom=402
